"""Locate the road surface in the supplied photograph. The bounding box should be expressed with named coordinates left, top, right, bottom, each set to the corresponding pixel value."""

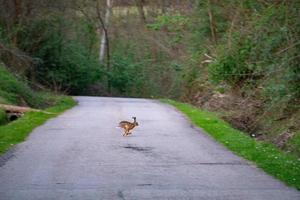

left=0, top=97, right=299, bottom=200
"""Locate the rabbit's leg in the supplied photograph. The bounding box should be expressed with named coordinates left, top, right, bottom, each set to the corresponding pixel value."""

left=126, top=131, right=132, bottom=136
left=127, top=127, right=133, bottom=135
left=123, top=129, right=129, bottom=136
left=123, top=129, right=127, bottom=136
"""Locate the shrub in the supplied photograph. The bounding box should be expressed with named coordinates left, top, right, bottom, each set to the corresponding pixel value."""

left=0, top=109, right=7, bottom=125
left=18, top=16, right=103, bottom=94
left=109, top=55, right=144, bottom=96
left=0, top=65, right=45, bottom=107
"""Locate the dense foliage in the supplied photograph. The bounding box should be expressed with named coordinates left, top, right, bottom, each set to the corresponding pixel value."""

left=0, top=65, right=46, bottom=107
left=182, top=1, right=299, bottom=156
left=0, top=1, right=103, bottom=94
left=0, top=0, right=299, bottom=154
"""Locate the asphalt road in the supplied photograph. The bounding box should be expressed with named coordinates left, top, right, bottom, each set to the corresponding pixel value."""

left=0, top=97, right=299, bottom=200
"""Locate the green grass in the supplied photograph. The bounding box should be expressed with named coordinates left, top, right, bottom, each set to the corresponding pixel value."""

left=0, top=65, right=46, bottom=107
left=288, top=133, right=300, bottom=157
left=0, top=96, right=76, bottom=154
left=162, top=99, right=300, bottom=190
left=0, top=109, right=7, bottom=125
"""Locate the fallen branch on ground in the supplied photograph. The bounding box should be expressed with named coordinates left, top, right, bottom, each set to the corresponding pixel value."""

left=0, top=104, right=53, bottom=114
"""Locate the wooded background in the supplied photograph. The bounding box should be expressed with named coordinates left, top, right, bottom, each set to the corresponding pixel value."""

left=0, top=0, right=299, bottom=156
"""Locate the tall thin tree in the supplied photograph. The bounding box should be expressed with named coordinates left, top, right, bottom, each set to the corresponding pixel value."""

left=96, top=0, right=112, bottom=94
left=135, top=0, right=146, bottom=23
left=98, top=0, right=112, bottom=62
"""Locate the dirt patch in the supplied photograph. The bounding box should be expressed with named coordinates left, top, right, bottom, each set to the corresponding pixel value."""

left=195, top=91, right=262, bottom=135
left=273, top=131, right=295, bottom=149
left=187, top=88, right=300, bottom=157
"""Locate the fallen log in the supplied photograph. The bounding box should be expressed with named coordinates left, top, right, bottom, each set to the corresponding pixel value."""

left=0, top=104, right=53, bottom=114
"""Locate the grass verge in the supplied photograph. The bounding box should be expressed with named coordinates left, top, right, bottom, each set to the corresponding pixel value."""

left=0, top=96, right=76, bottom=154
left=162, top=99, right=300, bottom=190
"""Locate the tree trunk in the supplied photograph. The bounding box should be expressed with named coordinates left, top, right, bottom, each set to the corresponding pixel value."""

left=161, top=0, right=168, bottom=14
left=135, top=0, right=146, bottom=23
left=12, top=0, right=22, bottom=46
left=99, top=0, right=112, bottom=62
left=96, top=0, right=112, bottom=94
left=207, top=0, right=217, bottom=44
left=0, top=104, right=52, bottom=114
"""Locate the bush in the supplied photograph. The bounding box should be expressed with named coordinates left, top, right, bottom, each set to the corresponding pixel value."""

left=109, top=55, right=145, bottom=96
left=205, top=2, right=300, bottom=102
left=0, top=109, right=7, bottom=125
left=146, top=12, right=189, bottom=44
left=208, top=40, right=258, bottom=85
left=0, top=65, right=45, bottom=107
left=18, top=16, right=103, bottom=94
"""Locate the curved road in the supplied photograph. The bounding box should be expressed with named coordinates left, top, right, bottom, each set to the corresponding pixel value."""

left=0, top=97, right=299, bottom=200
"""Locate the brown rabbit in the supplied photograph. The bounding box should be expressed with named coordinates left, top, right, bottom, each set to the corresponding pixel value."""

left=118, top=117, right=139, bottom=136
